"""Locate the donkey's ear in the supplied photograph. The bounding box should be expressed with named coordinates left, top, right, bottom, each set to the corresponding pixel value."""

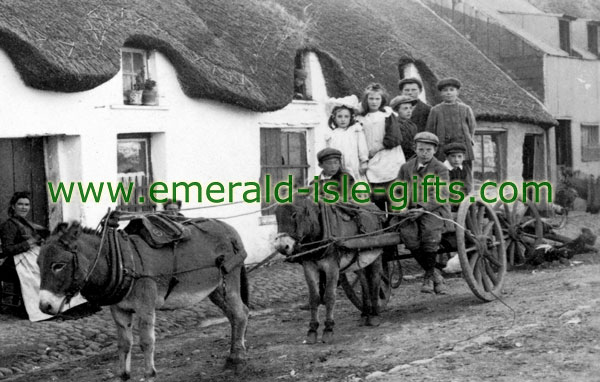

left=52, top=222, right=69, bottom=236
left=60, top=221, right=82, bottom=243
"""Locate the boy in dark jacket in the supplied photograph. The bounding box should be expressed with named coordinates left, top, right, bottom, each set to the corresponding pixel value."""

left=312, top=148, right=354, bottom=197
left=388, top=95, right=418, bottom=160
left=398, top=77, right=431, bottom=133
left=394, top=132, right=450, bottom=294
left=443, top=142, right=472, bottom=196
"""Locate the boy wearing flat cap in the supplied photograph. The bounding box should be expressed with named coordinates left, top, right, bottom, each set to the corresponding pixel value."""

left=313, top=148, right=354, bottom=194
left=426, top=77, right=476, bottom=178
left=388, top=95, right=419, bottom=160
left=394, top=132, right=450, bottom=294
left=443, top=142, right=472, bottom=196
left=398, top=77, right=431, bottom=133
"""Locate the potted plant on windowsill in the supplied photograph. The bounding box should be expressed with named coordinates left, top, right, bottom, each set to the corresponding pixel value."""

left=142, top=79, right=158, bottom=106
left=127, top=71, right=145, bottom=105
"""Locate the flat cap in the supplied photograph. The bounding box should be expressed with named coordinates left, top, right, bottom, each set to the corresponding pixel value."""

left=443, top=142, right=467, bottom=155
left=398, top=77, right=424, bottom=91
left=389, top=95, right=418, bottom=110
left=414, top=131, right=439, bottom=146
left=436, top=77, right=462, bottom=90
left=317, top=148, right=342, bottom=163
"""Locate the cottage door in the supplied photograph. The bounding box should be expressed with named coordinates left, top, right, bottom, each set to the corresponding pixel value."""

left=0, top=138, right=48, bottom=226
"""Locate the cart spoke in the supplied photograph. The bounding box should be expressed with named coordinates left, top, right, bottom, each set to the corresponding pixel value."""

left=485, top=261, right=499, bottom=284
left=469, top=252, right=479, bottom=269
left=514, top=241, right=524, bottom=263
left=477, top=205, right=486, bottom=227
left=482, top=251, right=502, bottom=268
left=474, top=257, right=483, bottom=287
left=483, top=221, right=494, bottom=236
left=481, top=263, right=494, bottom=292
left=465, top=245, right=478, bottom=253
left=503, top=203, right=511, bottom=221
left=507, top=241, right=515, bottom=265
left=470, top=206, right=479, bottom=234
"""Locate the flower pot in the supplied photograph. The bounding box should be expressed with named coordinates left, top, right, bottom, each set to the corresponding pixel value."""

left=142, top=89, right=158, bottom=106
left=123, top=89, right=132, bottom=105
left=129, top=90, right=143, bottom=105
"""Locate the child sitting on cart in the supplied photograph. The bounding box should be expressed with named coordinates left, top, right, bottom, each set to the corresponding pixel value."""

left=443, top=142, right=472, bottom=199
left=393, top=132, right=451, bottom=295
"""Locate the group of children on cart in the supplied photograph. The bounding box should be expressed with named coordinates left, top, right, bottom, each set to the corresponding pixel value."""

left=316, top=77, right=476, bottom=294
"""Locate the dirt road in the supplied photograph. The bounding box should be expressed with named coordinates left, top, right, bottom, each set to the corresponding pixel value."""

left=9, top=251, right=600, bottom=382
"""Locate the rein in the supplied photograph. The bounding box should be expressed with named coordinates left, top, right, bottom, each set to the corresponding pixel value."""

left=57, top=209, right=111, bottom=312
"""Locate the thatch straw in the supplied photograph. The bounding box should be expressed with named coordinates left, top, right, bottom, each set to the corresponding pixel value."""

left=0, top=0, right=556, bottom=126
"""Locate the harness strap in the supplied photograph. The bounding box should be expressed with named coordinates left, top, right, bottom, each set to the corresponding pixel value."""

left=163, top=241, right=179, bottom=301
left=83, top=229, right=136, bottom=306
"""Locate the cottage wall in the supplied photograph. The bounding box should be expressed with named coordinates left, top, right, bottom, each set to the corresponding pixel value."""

left=0, top=49, right=330, bottom=263
left=477, top=121, right=549, bottom=182
left=545, top=55, right=600, bottom=175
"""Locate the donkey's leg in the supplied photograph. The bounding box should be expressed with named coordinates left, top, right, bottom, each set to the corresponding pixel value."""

left=357, top=270, right=372, bottom=326
left=366, top=256, right=383, bottom=327
left=110, top=305, right=133, bottom=381
left=137, top=309, right=157, bottom=380
left=321, top=257, right=339, bottom=343
left=302, top=261, right=321, bottom=344
left=209, top=266, right=249, bottom=373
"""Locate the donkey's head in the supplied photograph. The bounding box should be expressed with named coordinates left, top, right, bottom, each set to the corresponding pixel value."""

left=273, top=195, right=322, bottom=256
left=38, top=222, right=88, bottom=315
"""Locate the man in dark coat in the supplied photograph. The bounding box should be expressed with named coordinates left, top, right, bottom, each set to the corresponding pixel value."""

left=395, top=132, right=450, bottom=294
left=398, top=77, right=431, bottom=133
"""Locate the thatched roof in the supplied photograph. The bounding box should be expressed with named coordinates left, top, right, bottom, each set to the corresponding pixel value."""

left=526, top=0, right=600, bottom=20
left=0, top=0, right=556, bottom=126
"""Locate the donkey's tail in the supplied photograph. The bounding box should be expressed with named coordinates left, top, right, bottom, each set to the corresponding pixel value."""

left=240, top=265, right=250, bottom=308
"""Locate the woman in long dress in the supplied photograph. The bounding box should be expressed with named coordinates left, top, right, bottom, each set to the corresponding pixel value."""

left=0, top=191, right=86, bottom=321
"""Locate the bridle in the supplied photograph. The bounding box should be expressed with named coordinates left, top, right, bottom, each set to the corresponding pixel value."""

left=55, top=210, right=111, bottom=314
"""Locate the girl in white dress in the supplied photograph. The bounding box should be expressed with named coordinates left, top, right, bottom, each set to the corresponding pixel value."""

left=357, top=83, right=406, bottom=210
left=325, top=97, right=368, bottom=182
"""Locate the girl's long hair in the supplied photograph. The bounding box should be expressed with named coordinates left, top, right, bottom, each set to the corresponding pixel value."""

left=8, top=191, right=31, bottom=217
left=328, top=105, right=358, bottom=130
left=360, top=83, right=389, bottom=115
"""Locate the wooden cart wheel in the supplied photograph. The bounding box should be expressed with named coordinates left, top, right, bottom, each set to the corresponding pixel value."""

left=339, top=260, right=392, bottom=312
left=456, top=201, right=507, bottom=302
left=493, top=200, right=544, bottom=266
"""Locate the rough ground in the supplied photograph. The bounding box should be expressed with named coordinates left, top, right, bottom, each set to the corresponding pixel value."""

left=1, top=212, right=599, bottom=382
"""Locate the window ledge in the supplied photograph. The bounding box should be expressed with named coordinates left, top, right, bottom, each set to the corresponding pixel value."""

left=258, top=215, right=277, bottom=226
left=110, top=104, right=169, bottom=111
left=291, top=100, right=318, bottom=105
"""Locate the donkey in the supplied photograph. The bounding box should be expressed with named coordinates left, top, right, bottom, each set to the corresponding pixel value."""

left=274, top=196, right=385, bottom=344
left=38, top=219, right=249, bottom=381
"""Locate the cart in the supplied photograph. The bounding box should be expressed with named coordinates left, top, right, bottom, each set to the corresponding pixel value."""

left=338, top=199, right=507, bottom=310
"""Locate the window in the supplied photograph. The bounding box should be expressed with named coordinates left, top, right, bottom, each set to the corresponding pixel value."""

left=260, top=128, right=309, bottom=214
left=581, top=124, right=600, bottom=162
left=117, top=134, right=154, bottom=211
left=559, top=19, right=571, bottom=54
left=399, top=63, right=427, bottom=102
left=121, top=48, right=158, bottom=106
left=556, top=119, right=572, bottom=167
left=293, top=52, right=312, bottom=101
left=588, top=23, right=599, bottom=55
left=473, top=132, right=506, bottom=182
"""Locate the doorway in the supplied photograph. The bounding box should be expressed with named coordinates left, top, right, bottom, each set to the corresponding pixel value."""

left=0, top=138, right=48, bottom=226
